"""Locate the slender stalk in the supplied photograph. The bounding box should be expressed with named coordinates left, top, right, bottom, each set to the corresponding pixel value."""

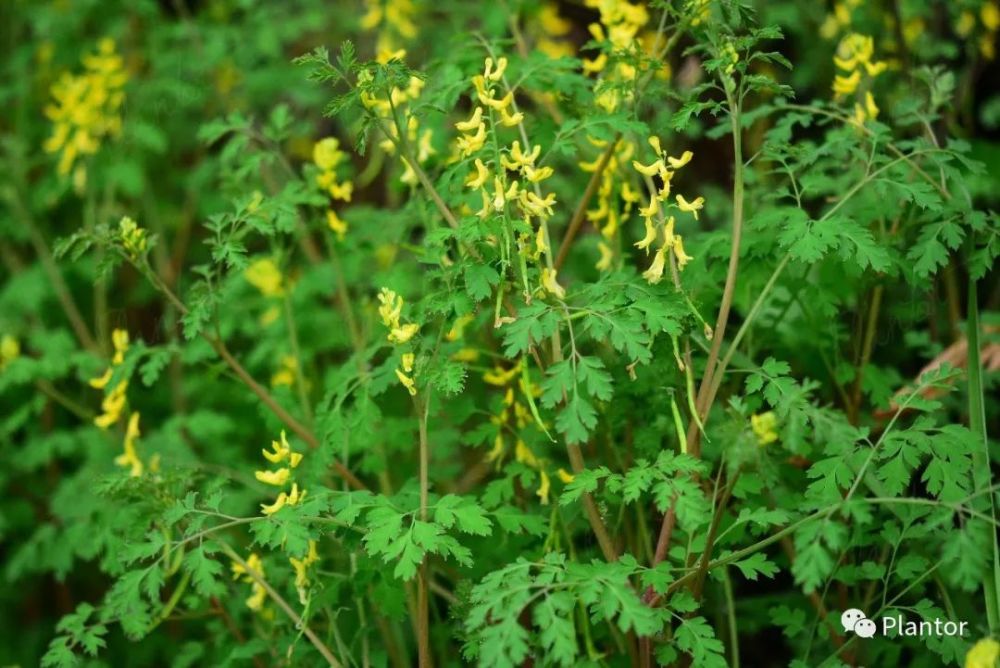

left=554, top=136, right=620, bottom=271
left=690, top=84, right=745, bottom=454
left=415, top=396, right=433, bottom=668
left=721, top=567, right=740, bottom=668
left=849, top=284, right=883, bottom=422
left=967, top=272, right=1000, bottom=632
left=218, top=542, right=343, bottom=667
left=15, top=203, right=98, bottom=353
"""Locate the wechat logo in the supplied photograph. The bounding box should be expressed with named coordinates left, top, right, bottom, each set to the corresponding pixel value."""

left=841, top=609, right=877, bottom=638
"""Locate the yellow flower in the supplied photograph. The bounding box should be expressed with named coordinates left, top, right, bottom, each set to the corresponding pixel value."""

left=515, top=439, right=539, bottom=467
left=483, top=56, right=508, bottom=82
left=44, top=38, right=127, bottom=178
left=751, top=412, right=779, bottom=446
left=635, top=217, right=657, bottom=252
left=262, top=431, right=294, bottom=463
left=111, top=328, right=129, bottom=365
left=832, top=70, right=861, bottom=96
left=966, top=638, right=1000, bottom=668
left=667, top=150, right=693, bottom=169
left=536, top=469, right=551, bottom=505
left=984, top=3, right=1000, bottom=31
left=0, top=334, right=19, bottom=370
left=632, top=159, right=665, bottom=177
left=466, top=158, right=490, bottom=189
left=676, top=194, right=704, bottom=220
left=245, top=259, right=284, bottom=297
left=499, top=107, right=524, bottom=127
left=261, top=492, right=287, bottom=515
left=326, top=209, right=348, bottom=240
left=396, top=368, right=417, bottom=395
left=524, top=164, right=553, bottom=183
left=957, top=11, right=976, bottom=38
left=864, top=91, right=879, bottom=119
left=673, top=235, right=693, bottom=269
left=289, top=540, right=320, bottom=604
left=639, top=196, right=660, bottom=219
left=119, top=217, right=147, bottom=258
left=114, top=411, right=144, bottom=477
left=455, top=106, right=484, bottom=132
left=642, top=242, right=668, bottom=284
left=389, top=323, right=419, bottom=344
left=456, top=121, right=487, bottom=156
left=446, top=314, right=475, bottom=341
left=596, top=241, right=613, bottom=271
left=483, top=362, right=521, bottom=386
left=286, top=482, right=306, bottom=506
left=95, top=380, right=128, bottom=429
left=557, top=468, right=574, bottom=484
left=541, top=267, right=566, bottom=299
left=313, top=137, right=345, bottom=170
left=482, top=90, right=513, bottom=111
left=271, top=355, right=299, bottom=388
left=255, top=468, right=290, bottom=486
left=231, top=552, right=268, bottom=610
left=378, top=288, right=404, bottom=328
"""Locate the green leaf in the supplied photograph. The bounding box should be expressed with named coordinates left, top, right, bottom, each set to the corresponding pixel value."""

left=464, top=263, right=500, bottom=301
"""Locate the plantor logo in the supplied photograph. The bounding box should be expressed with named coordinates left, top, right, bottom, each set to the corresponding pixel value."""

left=840, top=608, right=969, bottom=639
left=841, top=608, right=878, bottom=638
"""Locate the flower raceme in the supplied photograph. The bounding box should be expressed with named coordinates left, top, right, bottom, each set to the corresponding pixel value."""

left=231, top=553, right=268, bottom=612
left=44, top=37, right=127, bottom=184
left=313, top=137, right=353, bottom=239
left=115, top=412, right=144, bottom=477
left=632, top=135, right=702, bottom=282
left=256, top=431, right=307, bottom=515
left=89, top=328, right=131, bottom=429
left=831, top=33, right=886, bottom=124
left=378, top=288, right=420, bottom=395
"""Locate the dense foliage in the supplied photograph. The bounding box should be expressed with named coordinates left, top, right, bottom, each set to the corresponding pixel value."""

left=1, top=0, right=999, bottom=666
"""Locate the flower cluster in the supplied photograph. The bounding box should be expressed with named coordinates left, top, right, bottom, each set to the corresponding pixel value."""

left=360, top=0, right=418, bottom=57
left=0, top=335, right=19, bottom=371
left=116, top=412, right=144, bottom=476
left=482, top=359, right=572, bottom=505
left=632, top=135, right=699, bottom=283
left=579, top=137, right=640, bottom=272
left=832, top=33, right=886, bottom=124
left=89, top=328, right=130, bottom=429
left=581, top=0, right=652, bottom=112
left=378, top=287, right=419, bottom=395
left=43, top=38, right=127, bottom=183
left=289, top=540, right=320, bottom=605
left=256, top=431, right=307, bottom=515
left=118, top=216, right=147, bottom=259
left=750, top=412, right=778, bottom=446
left=455, top=57, right=565, bottom=299
left=313, top=137, right=353, bottom=240
left=534, top=3, right=574, bottom=59
left=244, top=257, right=285, bottom=325
left=966, top=638, right=1000, bottom=668
left=231, top=553, right=268, bottom=612
left=956, top=2, right=1000, bottom=60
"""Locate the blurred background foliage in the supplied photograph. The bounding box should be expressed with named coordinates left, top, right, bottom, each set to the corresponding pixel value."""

left=0, top=0, right=998, bottom=666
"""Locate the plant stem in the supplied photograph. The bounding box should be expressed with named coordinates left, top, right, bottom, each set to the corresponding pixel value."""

left=415, top=396, right=433, bottom=668
left=554, top=136, right=620, bottom=271
left=967, top=272, right=1000, bottom=632
left=14, top=202, right=98, bottom=354
left=849, top=284, right=883, bottom=422
left=690, top=85, right=745, bottom=454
